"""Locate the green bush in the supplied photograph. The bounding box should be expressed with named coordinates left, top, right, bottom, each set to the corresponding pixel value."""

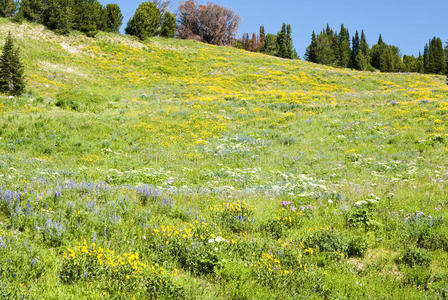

left=347, top=235, right=368, bottom=258
left=400, top=247, right=432, bottom=267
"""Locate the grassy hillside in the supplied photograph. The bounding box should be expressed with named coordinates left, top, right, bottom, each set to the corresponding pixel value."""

left=0, top=19, right=447, bottom=298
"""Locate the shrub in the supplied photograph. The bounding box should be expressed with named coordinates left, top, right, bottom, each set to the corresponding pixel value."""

left=304, top=228, right=348, bottom=254
left=346, top=198, right=381, bottom=230
left=399, top=247, right=432, bottom=267
left=347, top=235, right=368, bottom=258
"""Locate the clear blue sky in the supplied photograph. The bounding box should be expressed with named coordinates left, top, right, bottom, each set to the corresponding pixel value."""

left=101, top=0, right=448, bottom=57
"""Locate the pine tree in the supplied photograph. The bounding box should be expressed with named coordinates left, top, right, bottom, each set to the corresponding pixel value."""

left=377, top=34, right=383, bottom=45
left=355, top=52, right=368, bottom=70
left=161, top=11, right=176, bottom=38
left=0, top=0, right=16, bottom=17
left=359, top=30, right=370, bottom=62
left=305, top=31, right=317, bottom=62
left=276, top=23, right=287, bottom=58
left=351, top=31, right=360, bottom=68
left=18, top=0, right=45, bottom=22
left=426, top=37, right=446, bottom=74
left=126, top=2, right=162, bottom=40
left=0, top=32, right=25, bottom=96
left=338, top=24, right=351, bottom=67
left=285, top=24, right=293, bottom=58
left=259, top=26, right=265, bottom=49
left=103, top=3, right=123, bottom=33
left=43, top=0, right=73, bottom=34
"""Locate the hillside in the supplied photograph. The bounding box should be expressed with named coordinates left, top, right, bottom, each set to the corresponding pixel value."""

left=0, top=19, right=447, bottom=298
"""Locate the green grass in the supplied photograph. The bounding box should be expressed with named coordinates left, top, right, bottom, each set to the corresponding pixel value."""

left=0, top=19, right=447, bottom=298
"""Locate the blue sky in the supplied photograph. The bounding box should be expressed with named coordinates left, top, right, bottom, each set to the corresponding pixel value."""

left=101, top=0, right=448, bottom=57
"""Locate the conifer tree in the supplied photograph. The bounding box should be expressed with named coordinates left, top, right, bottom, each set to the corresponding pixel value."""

left=285, top=24, right=293, bottom=58
left=259, top=26, right=265, bottom=49
left=0, top=0, right=16, bottom=17
left=425, top=37, right=446, bottom=74
left=305, top=31, right=317, bottom=62
left=276, top=23, right=287, bottom=58
left=18, top=0, right=45, bottom=22
left=262, top=33, right=277, bottom=56
left=161, top=11, right=176, bottom=38
left=351, top=31, right=360, bottom=68
left=0, top=32, right=25, bottom=96
left=359, top=30, right=370, bottom=61
left=338, top=24, right=350, bottom=67
left=43, top=0, right=73, bottom=34
left=103, top=3, right=123, bottom=33
left=126, top=1, right=162, bottom=40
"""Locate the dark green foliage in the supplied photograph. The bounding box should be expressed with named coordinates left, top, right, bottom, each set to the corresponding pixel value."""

left=262, top=33, right=278, bottom=56
left=359, top=30, right=370, bottom=61
left=355, top=52, right=368, bottom=71
left=399, top=247, right=431, bottom=267
left=350, top=31, right=360, bottom=68
left=403, top=54, right=424, bottom=73
left=103, top=4, right=123, bottom=33
left=424, top=37, right=446, bottom=74
left=304, top=229, right=348, bottom=254
left=371, top=36, right=404, bottom=72
left=338, top=25, right=351, bottom=67
left=305, top=31, right=317, bottom=62
left=0, top=0, right=16, bottom=17
left=0, top=32, right=25, bottom=96
left=18, top=0, right=45, bottom=22
left=42, top=0, right=73, bottom=34
left=126, top=2, right=162, bottom=40
left=276, top=23, right=287, bottom=58
left=72, top=0, right=104, bottom=37
left=347, top=235, right=368, bottom=258
left=160, top=11, right=176, bottom=38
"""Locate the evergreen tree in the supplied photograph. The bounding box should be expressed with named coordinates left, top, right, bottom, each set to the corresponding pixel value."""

left=0, top=0, right=16, bottom=17
left=126, top=1, right=162, bottom=40
left=351, top=31, right=360, bottom=68
left=276, top=23, right=287, bottom=58
left=423, top=44, right=429, bottom=72
left=43, top=0, right=73, bottom=34
left=262, top=33, right=278, bottom=56
left=72, top=0, right=103, bottom=36
left=18, top=0, right=45, bottom=22
left=285, top=24, right=293, bottom=58
left=359, top=30, right=370, bottom=61
left=355, top=52, right=368, bottom=70
left=259, top=26, right=265, bottom=49
left=305, top=31, right=317, bottom=62
left=377, top=34, right=383, bottom=45
left=103, top=3, right=123, bottom=33
left=0, top=32, right=25, bottom=96
left=425, top=37, right=446, bottom=74
left=160, top=11, right=176, bottom=38
left=338, top=24, right=351, bottom=67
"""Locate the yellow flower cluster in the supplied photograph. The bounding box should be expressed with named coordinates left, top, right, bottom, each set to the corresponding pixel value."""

left=63, top=241, right=164, bottom=276
left=151, top=221, right=223, bottom=244
left=210, top=200, right=253, bottom=216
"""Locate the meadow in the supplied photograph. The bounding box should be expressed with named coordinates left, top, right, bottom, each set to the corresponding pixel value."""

left=0, top=19, right=447, bottom=298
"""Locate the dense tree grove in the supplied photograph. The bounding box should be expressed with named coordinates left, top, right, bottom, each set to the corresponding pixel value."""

left=0, top=32, right=25, bottom=96
left=240, top=23, right=297, bottom=59
left=305, top=24, right=448, bottom=75
left=2, top=0, right=122, bottom=37
left=178, top=0, right=240, bottom=46
left=0, top=0, right=16, bottom=17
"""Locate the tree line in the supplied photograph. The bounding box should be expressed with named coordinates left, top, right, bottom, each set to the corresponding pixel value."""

left=305, top=24, right=448, bottom=76
left=238, top=24, right=298, bottom=59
